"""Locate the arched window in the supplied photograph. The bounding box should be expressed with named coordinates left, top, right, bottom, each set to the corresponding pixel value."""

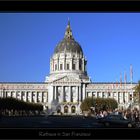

left=71, top=106, right=76, bottom=113
left=57, top=106, right=61, bottom=114
left=64, top=106, right=68, bottom=113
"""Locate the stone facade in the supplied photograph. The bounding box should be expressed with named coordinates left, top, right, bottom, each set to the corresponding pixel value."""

left=0, top=20, right=137, bottom=115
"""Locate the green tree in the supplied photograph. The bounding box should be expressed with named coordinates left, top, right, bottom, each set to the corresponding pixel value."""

left=0, top=97, right=43, bottom=116
left=80, top=97, right=118, bottom=112
left=134, top=81, right=140, bottom=104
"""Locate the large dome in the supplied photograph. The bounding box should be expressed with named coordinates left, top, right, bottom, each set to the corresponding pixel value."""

left=54, top=20, right=83, bottom=55
left=54, top=38, right=83, bottom=54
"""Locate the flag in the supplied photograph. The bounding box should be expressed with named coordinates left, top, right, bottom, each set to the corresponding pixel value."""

left=130, top=64, right=133, bottom=83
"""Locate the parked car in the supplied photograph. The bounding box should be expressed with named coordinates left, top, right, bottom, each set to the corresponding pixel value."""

left=97, top=114, right=136, bottom=128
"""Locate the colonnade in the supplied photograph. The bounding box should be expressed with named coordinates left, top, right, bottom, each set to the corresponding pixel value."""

left=53, top=85, right=82, bottom=103
left=86, top=91, right=132, bottom=104
left=0, top=90, right=48, bottom=103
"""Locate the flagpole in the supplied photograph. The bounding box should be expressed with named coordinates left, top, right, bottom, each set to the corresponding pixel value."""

left=124, top=71, right=127, bottom=109
left=130, top=64, right=133, bottom=111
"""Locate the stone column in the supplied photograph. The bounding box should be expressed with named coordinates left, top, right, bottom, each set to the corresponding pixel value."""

left=90, top=92, right=93, bottom=97
left=119, top=92, right=123, bottom=104
left=125, top=91, right=128, bottom=104
left=13, top=91, right=16, bottom=98
left=70, top=58, right=72, bottom=70
left=79, top=86, right=81, bottom=102
left=44, top=92, right=47, bottom=103
left=77, top=59, right=79, bottom=70
left=77, top=86, right=79, bottom=102
left=55, top=86, right=57, bottom=101
left=7, top=91, right=10, bottom=97
left=69, top=86, right=71, bottom=102
left=24, top=91, right=27, bottom=102
left=47, top=85, right=53, bottom=107
left=39, top=92, right=42, bottom=102
left=83, top=84, right=86, bottom=100
left=94, top=92, right=96, bottom=98
left=76, top=86, right=78, bottom=102
left=53, top=86, right=55, bottom=101
left=57, top=86, right=61, bottom=103
left=63, top=86, right=64, bottom=102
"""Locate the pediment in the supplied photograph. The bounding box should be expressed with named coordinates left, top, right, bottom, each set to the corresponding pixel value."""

left=53, top=76, right=81, bottom=84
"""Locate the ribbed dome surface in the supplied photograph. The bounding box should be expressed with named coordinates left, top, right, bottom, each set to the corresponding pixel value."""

left=54, top=38, right=83, bottom=54
left=54, top=20, right=83, bottom=55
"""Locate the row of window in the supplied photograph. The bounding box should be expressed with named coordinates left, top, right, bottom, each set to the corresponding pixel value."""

left=0, top=92, right=48, bottom=103
left=86, top=92, right=131, bottom=103
left=54, top=63, right=82, bottom=71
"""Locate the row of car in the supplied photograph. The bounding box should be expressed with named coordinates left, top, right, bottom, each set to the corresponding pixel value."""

left=97, top=114, right=137, bottom=128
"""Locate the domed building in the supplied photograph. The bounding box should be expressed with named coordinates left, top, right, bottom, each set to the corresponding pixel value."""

left=0, top=20, right=137, bottom=115
left=45, top=20, right=91, bottom=114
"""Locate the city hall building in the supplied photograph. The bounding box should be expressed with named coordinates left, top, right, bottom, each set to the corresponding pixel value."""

left=0, top=21, right=137, bottom=115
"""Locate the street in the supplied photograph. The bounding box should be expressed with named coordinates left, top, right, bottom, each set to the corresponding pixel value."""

left=0, top=115, right=139, bottom=128
left=0, top=115, right=103, bottom=128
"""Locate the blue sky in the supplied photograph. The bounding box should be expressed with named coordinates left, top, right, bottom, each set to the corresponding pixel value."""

left=0, top=13, right=140, bottom=83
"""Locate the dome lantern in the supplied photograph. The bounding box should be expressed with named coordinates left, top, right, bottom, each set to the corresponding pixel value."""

left=64, top=19, right=73, bottom=40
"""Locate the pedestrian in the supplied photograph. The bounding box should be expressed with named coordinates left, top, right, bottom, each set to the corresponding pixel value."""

left=135, top=112, right=139, bottom=123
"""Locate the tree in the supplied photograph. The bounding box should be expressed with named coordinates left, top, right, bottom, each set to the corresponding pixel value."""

left=134, top=81, right=140, bottom=104
left=0, top=97, right=43, bottom=116
left=80, top=97, right=118, bottom=112
left=80, top=98, right=93, bottom=111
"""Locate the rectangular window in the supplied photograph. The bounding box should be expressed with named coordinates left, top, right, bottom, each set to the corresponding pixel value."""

left=72, top=64, right=75, bottom=70
left=67, top=64, right=69, bottom=70
left=102, top=92, right=105, bottom=98
left=55, top=64, right=57, bottom=70
left=79, top=61, right=82, bottom=70
left=60, top=64, right=63, bottom=70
